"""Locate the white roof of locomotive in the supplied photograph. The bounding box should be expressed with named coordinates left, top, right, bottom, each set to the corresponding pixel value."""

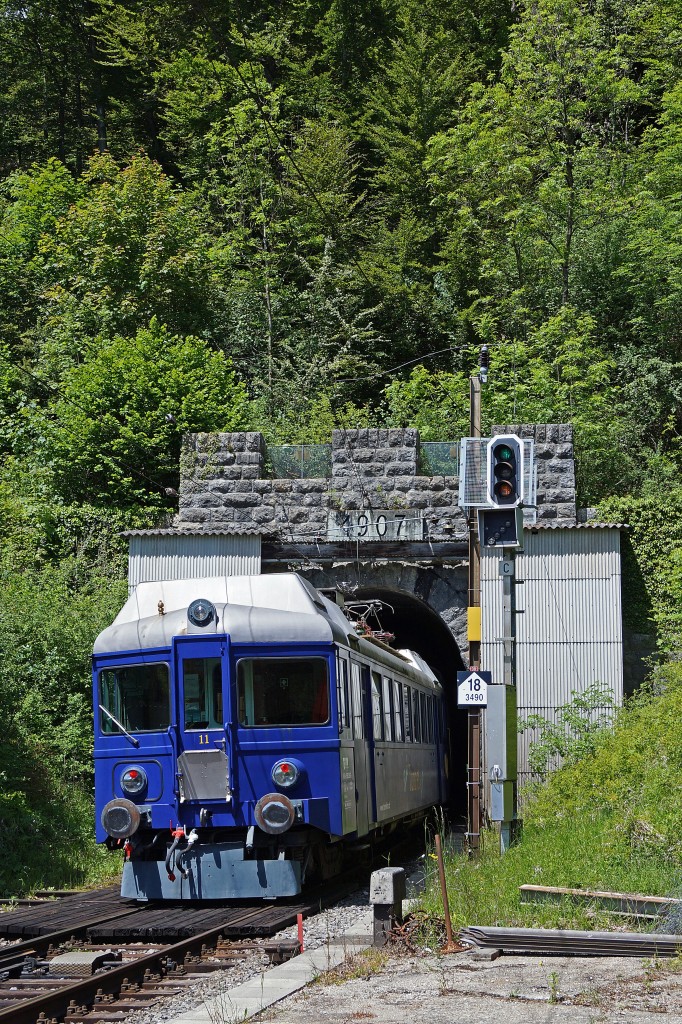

left=93, top=573, right=438, bottom=687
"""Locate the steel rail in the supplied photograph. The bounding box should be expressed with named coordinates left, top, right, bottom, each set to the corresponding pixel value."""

left=0, top=905, right=269, bottom=1024
left=0, top=877, right=360, bottom=1024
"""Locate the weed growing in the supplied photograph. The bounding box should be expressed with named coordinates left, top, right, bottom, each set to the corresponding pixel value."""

left=420, top=662, right=682, bottom=940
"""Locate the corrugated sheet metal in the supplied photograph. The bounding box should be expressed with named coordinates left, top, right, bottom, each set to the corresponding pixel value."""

left=128, top=533, right=261, bottom=589
left=481, top=526, right=623, bottom=776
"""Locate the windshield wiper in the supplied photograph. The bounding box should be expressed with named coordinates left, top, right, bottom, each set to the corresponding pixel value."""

left=99, top=705, right=140, bottom=748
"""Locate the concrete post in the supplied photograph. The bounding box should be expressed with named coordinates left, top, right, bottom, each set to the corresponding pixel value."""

left=370, top=867, right=406, bottom=947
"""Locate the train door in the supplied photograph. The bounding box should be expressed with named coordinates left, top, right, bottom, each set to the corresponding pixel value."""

left=173, top=638, right=231, bottom=805
left=351, top=661, right=374, bottom=835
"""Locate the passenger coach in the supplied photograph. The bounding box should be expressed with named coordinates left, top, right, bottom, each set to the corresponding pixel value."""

left=94, top=573, right=446, bottom=900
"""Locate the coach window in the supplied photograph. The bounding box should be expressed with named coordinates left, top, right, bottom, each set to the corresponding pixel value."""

left=420, top=692, right=428, bottom=744
left=100, top=663, right=170, bottom=733
left=371, top=671, right=383, bottom=740
left=412, top=688, right=421, bottom=742
left=337, top=655, right=350, bottom=732
left=237, top=658, right=329, bottom=726
left=351, top=662, right=363, bottom=738
left=403, top=685, right=413, bottom=742
left=392, top=680, right=404, bottom=741
left=382, top=677, right=393, bottom=740
left=183, top=657, right=222, bottom=729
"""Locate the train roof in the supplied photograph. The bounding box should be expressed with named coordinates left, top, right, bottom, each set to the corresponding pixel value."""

left=93, top=573, right=439, bottom=687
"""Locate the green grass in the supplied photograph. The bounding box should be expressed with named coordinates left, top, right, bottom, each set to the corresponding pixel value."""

left=421, top=661, right=682, bottom=937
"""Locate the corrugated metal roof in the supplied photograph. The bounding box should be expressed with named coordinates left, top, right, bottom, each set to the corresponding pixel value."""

left=122, top=526, right=274, bottom=537
left=528, top=521, right=628, bottom=530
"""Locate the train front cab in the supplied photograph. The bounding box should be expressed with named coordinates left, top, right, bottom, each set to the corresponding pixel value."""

left=94, top=633, right=445, bottom=901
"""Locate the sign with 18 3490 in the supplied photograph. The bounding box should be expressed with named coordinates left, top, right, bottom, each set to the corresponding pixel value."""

left=457, top=670, right=491, bottom=708
left=327, top=509, right=424, bottom=542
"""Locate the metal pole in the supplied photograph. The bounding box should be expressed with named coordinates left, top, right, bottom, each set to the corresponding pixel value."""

left=467, top=373, right=482, bottom=850
left=435, top=833, right=457, bottom=951
left=502, top=547, right=516, bottom=689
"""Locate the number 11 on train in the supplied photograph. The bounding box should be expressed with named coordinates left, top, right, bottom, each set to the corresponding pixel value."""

left=457, top=670, right=491, bottom=708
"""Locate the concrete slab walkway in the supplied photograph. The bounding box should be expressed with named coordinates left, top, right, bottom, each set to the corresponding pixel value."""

left=168, top=914, right=374, bottom=1024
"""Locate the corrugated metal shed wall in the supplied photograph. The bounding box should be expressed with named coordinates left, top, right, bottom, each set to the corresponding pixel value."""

left=128, top=534, right=261, bottom=589
left=481, top=527, right=623, bottom=779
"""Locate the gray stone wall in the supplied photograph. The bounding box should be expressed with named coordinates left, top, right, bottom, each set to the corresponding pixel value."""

left=177, top=425, right=577, bottom=536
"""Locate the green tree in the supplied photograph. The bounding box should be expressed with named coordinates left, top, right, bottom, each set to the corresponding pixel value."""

left=44, top=319, right=248, bottom=511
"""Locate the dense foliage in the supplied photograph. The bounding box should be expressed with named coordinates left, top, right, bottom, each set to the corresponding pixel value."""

left=2, top=0, right=682, bottom=892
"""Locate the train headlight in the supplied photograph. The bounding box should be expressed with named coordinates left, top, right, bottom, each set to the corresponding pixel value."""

left=271, top=759, right=303, bottom=789
left=120, top=766, right=148, bottom=796
left=188, top=598, right=216, bottom=627
left=101, top=798, right=141, bottom=839
left=254, top=793, right=296, bottom=835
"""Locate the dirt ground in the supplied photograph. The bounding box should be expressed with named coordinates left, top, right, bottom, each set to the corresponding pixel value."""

left=255, top=946, right=682, bottom=1024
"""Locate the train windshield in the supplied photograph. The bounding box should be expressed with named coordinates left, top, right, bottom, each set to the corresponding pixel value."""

left=237, top=658, right=329, bottom=726
left=99, top=664, right=171, bottom=733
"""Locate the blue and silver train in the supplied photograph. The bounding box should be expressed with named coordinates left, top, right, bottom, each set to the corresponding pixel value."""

left=93, top=573, right=447, bottom=900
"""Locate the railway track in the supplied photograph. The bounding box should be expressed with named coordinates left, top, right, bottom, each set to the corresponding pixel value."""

left=0, top=880, right=359, bottom=1023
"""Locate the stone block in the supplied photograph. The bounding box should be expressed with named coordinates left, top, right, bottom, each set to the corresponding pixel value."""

left=428, top=491, right=457, bottom=508
left=210, top=450, right=236, bottom=466
left=544, top=488, right=575, bottom=504
left=273, top=480, right=294, bottom=493
left=302, top=494, right=322, bottom=507
left=192, top=492, right=223, bottom=508
left=230, top=509, right=257, bottom=525
left=546, top=424, right=572, bottom=443
left=215, top=466, right=243, bottom=480
left=253, top=480, right=274, bottom=494
left=240, top=466, right=260, bottom=480
left=292, top=478, right=327, bottom=493
left=535, top=444, right=555, bottom=460
left=350, top=447, right=374, bottom=463
left=176, top=509, right=210, bottom=524
left=235, top=452, right=262, bottom=466
left=208, top=479, right=239, bottom=494
left=405, top=492, right=429, bottom=508
left=536, top=507, right=557, bottom=520
left=207, top=508, right=235, bottom=523
left=251, top=506, right=277, bottom=524
left=555, top=503, right=576, bottom=520
left=225, top=493, right=260, bottom=508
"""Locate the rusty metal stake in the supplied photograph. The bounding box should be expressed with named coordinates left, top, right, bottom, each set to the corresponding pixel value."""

left=434, top=834, right=457, bottom=952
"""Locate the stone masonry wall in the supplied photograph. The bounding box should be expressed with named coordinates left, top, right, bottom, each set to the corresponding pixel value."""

left=176, top=424, right=577, bottom=537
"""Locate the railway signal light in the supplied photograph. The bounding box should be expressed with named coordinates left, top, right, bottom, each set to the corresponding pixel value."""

left=487, top=434, right=523, bottom=507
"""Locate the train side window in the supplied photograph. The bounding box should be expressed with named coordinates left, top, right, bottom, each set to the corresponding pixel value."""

left=371, top=671, right=383, bottom=740
left=382, top=676, right=393, bottom=741
left=426, top=695, right=434, bottom=743
left=402, top=685, right=413, bottom=742
left=412, top=688, right=421, bottom=742
left=393, top=680, right=404, bottom=741
left=351, top=662, right=363, bottom=739
left=337, top=656, right=350, bottom=732
left=420, top=692, right=428, bottom=744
